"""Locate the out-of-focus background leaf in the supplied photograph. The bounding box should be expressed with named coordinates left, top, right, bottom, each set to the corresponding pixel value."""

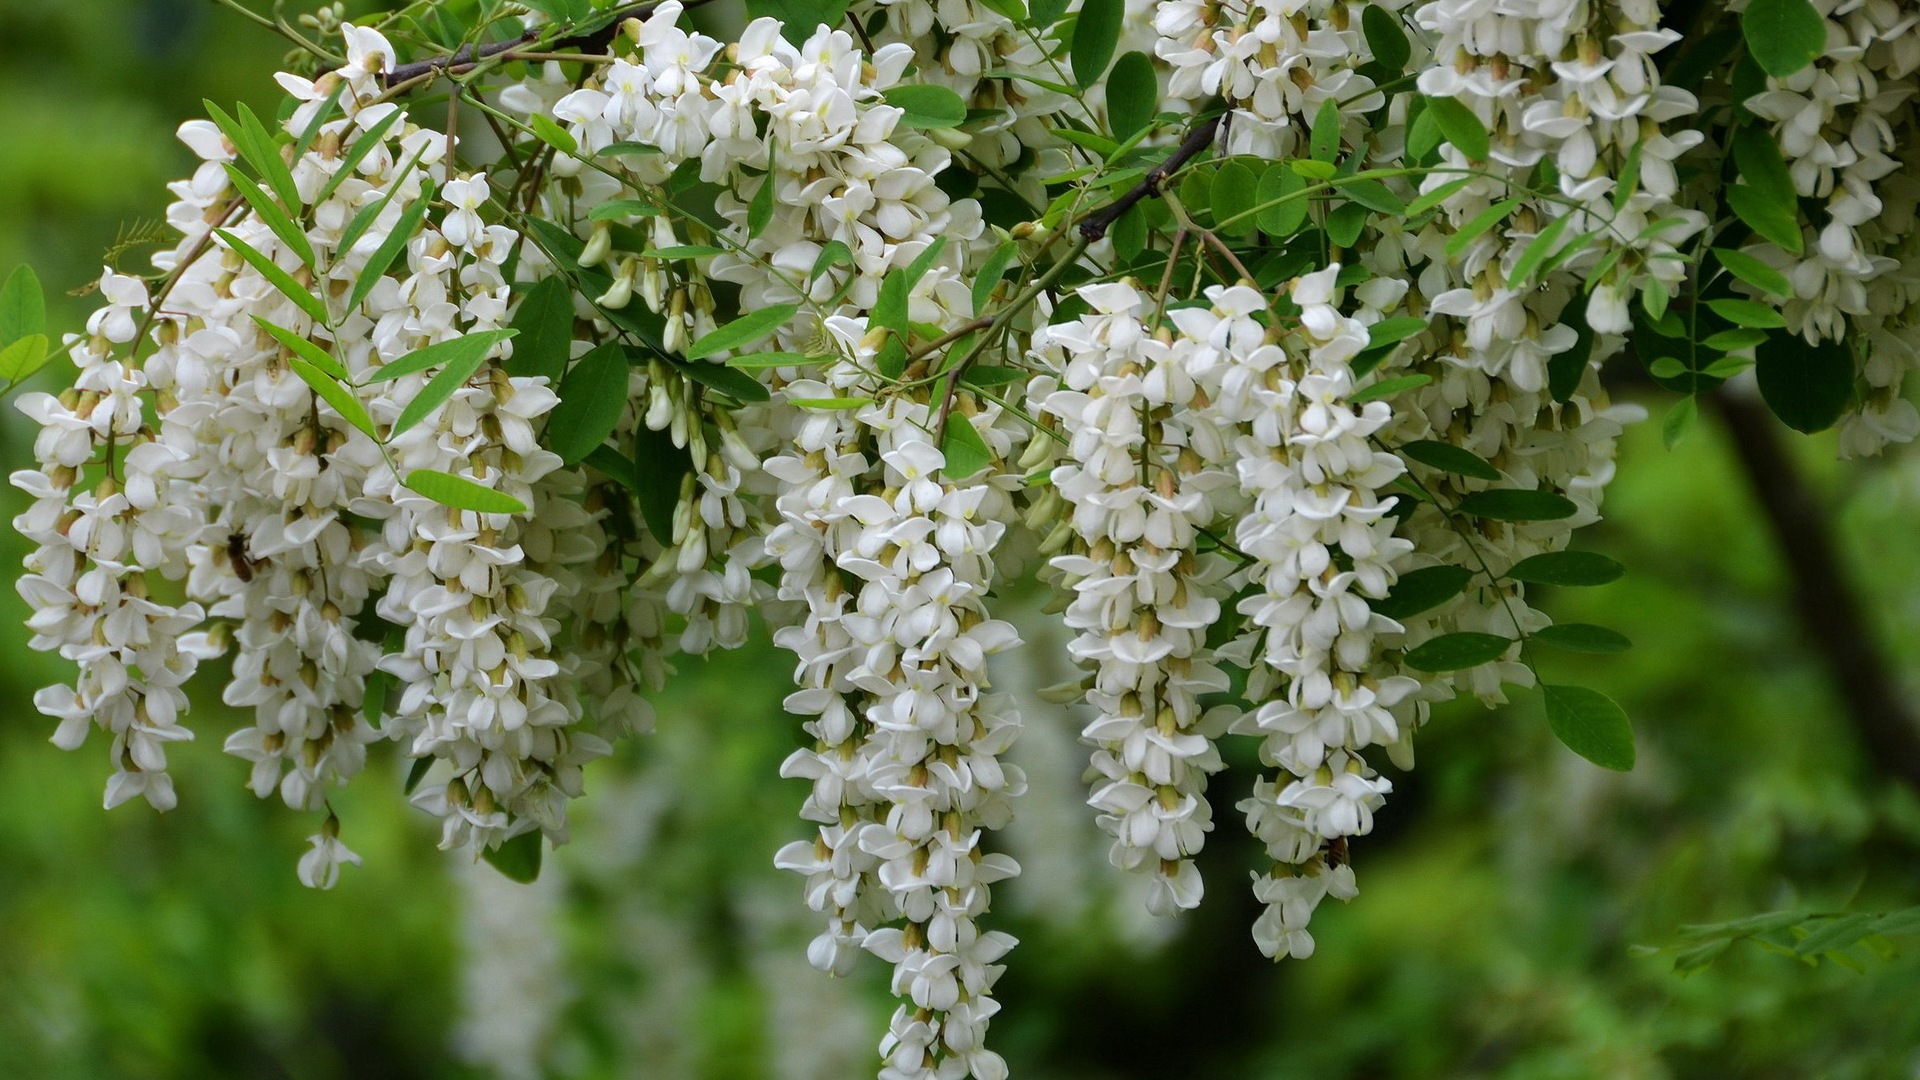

left=3, top=3, right=1919, bottom=1078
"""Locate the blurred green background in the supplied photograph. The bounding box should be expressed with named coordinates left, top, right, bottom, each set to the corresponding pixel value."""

left=4, top=2, right=1920, bottom=1077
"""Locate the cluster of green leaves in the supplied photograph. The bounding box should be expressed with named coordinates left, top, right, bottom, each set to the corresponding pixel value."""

left=1637, top=904, right=1920, bottom=974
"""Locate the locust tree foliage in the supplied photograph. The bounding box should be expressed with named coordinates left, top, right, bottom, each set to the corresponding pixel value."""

left=5, top=0, right=1906, bottom=1074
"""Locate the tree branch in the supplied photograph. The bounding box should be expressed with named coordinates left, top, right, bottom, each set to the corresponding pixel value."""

left=376, top=0, right=719, bottom=87
left=1077, top=114, right=1222, bottom=243
left=1710, top=386, right=1920, bottom=793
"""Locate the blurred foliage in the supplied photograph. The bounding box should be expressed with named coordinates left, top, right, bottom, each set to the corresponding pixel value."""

left=4, top=3, right=1920, bottom=1078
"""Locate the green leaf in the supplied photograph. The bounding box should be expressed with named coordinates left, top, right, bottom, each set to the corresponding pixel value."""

left=1400, top=439, right=1502, bottom=481
left=1424, top=95, right=1490, bottom=160
left=1548, top=300, right=1594, bottom=403
left=633, top=240, right=720, bottom=259
left=1755, top=333, right=1853, bottom=433
left=287, top=358, right=378, bottom=441
left=235, top=102, right=302, bottom=213
left=216, top=229, right=329, bottom=326
left=0, top=264, right=46, bottom=345
left=1365, top=316, right=1428, bottom=350
left=941, top=418, right=993, bottom=479
left=1328, top=202, right=1368, bottom=250
left=1713, top=248, right=1792, bottom=296
left=1404, top=631, right=1515, bottom=672
left=1794, top=913, right=1879, bottom=957
left=1029, top=0, right=1068, bottom=25
left=1070, top=0, right=1124, bottom=88
left=1506, top=550, right=1624, bottom=586
left=1456, top=488, right=1579, bottom=521
left=1726, top=184, right=1804, bottom=255
left=1648, top=357, right=1686, bottom=380
left=1445, top=197, right=1522, bottom=259
left=1310, top=97, right=1342, bottom=162
left=366, top=329, right=516, bottom=384
left=1291, top=159, right=1338, bottom=181
left=1350, top=373, right=1432, bottom=403
left=1703, top=328, right=1770, bottom=352
left=1210, top=161, right=1259, bottom=238
left=1706, top=298, right=1787, bottom=328
left=960, top=365, right=1026, bottom=388
left=1361, top=5, right=1411, bottom=71
left=1107, top=50, right=1157, bottom=137
left=812, top=240, right=855, bottom=285
left=0, top=335, right=50, bottom=383
left=315, top=107, right=406, bottom=207
left=223, top=165, right=316, bottom=269
left=1662, top=395, right=1698, bottom=448
left=746, top=0, right=851, bottom=42
left=885, top=85, right=969, bottom=129
left=254, top=317, right=351, bottom=383
left=291, top=81, right=345, bottom=160
left=1339, top=178, right=1404, bottom=215
left=1743, top=0, right=1827, bottom=78
left=529, top=113, right=579, bottom=156
left=685, top=304, right=799, bottom=360
left=1406, top=106, right=1442, bottom=162
left=972, top=239, right=1020, bottom=316
left=546, top=342, right=629, bottom=466
left=632, top=423, right=690, bottom=539
left=748, top=144, right=777, bottom=239
left=348, top=181, right=435, bottom=314
left=481, top=831, right=544, bottom=883
left=597, top=141, right=664, bottom=159
left=673, top=358, right=772, bottom=403
left=789, top=396, right=873, bottom=409
left=1508, top=214, right=1573, bottom=287
left=391, top=336, right=499, bottom=437
left=1703, top=354, right=1756, bottom=378
left=587, top=199, right=661, bottom=221
left=403, top=469, right=529, bottom=515
left=725, top=351, right=820, bottom=370
left=336, top=146, right=426, bottom=258
left=1542, top=684, right=1635, bottom=770
left=402, top=756, right=432, bottom=795
left=903, top=236, right=949, bottom=291
left=1372, top=565, right=1473, bottom=621
left=1257, top=164, right=1309, bottom=236
left=1406, top=176, right=1473, bottom=217
left=1532, top=623, right=1633, bottom=653
left=505, top=277, right=576, bottom=383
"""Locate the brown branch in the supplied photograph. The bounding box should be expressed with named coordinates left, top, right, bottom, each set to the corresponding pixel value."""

left=1710, top=386, right=1920, bottom=793
left=375, top=0, right=722, bottom=87
left=1078, top=113, right=1222, bottom=243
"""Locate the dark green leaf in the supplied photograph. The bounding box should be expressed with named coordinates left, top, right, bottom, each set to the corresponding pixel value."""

left=885, top=84, right=970, bottom=129
left=1405, top=631, right=1515, bottom=672
left=587, top=199, right=662, bottom=221
left=1548, top=300, right=1594, bottom=402
left=1070, top=0, right=1124, bottom=88
left=236, top=102, right=302, bottom=213
left=1543, top=684, right=1635, bottom=770
left=598, top=141, right=663, bottom=159
left=973, top=239, right=1020, bottom=316
left=941, top=418, right=993, bottom=479
left=746, top=0, right=850, bottom=42
left=1712, top=247, right=1792, bottom=296
left=1400, top=439, right=1502, bottom=480
left=1456, top=488, right=1579, bottom=521
left=1327, top=201, right=1368, bottom=248
left=1532, top=623, right=1633, bottom=653
left=726, top=351, right=820, bottom=370
left=1340, top=178, right=1404, bottom=215
left=960, top=365, right=1026, bottom=387
left=1726, top=184, right=1804, bottom=255
left=1257, top=164, right=1308, bottom=237
left=1362, top=5, right=1411, bottom=71
left=673, top=358, right=772, bottom=403
left=482, top=831, right=544, bottom=883
left=1445, top=197, right=1522, bottom=259
left=1211, top=161, right=1259, bottom=238
left=1310, top=97, right=1342, bottom=162
left=403, top=469, right=529, bottom=515
left=505, top=277, right=576, bottom=383
left=632, top=423, right=689, bottom=539
left=1373, top=565, right=1473, bottom=621
left=1506, top=550, right=1624, bottom=586
left=547, top=342, right=629, bottom=465
left=1755, top=333, right=1853, bottom=433
left=1350, top=373, right=1432, bottom=403
left=1107, top=50, right=1157, bottom=137
left=686, top=304, right=799, bottom=360
left=403, top=756, right=432, bottom=795
left=748, top=144, right=776, bottom=238
left=1743, top=0, right=1827, bottom=77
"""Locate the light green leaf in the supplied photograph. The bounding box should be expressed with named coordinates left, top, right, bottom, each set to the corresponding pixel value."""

left=686, top=304, right=799, bottom=360
left=642, top=245, right=727, bottom=259
left=0, top=264, right=46, bottom=346
left=365, top=329, right=516, bottom=384
left=1257, top=164, right=1308, bottom=236
left=1310, top=97, right=1342, bottom=162
left=1508, top=214, right=1573, bottom=287
left=0, top=335, right=50, bottom=383
left=1702, top=328, right=1770, bottom=352
left=789, top=396, right=873, bottom=409
left=529, top=113, right=579, bottom=156
left=223, top=165, right=316, bottom=269
left=288, top=358, right=378, bottom=441
left=217, top=229, right=329, bottom=326
left=884, top=84, right=969, bottom=129
left=315, top=107, right=406, bottom=207
left=1350, top=373, right=1432, bottom=403
left=1445, top=197, right=1522, bottom=259
left=725, top=351, right=821, bottom=370
left=1365, top=316, right=1429, bottom=350
left=391, top=334, right=499, bottom=436
left=348, top=181, right=435, bottom=314
left=404, top=469, right=530, bottom=515
left=1713, top=247, right=1793, bottom=296
left=1405, top=176, right=1473, bottom=216
left=254, top=317, right=351, bottom=383
left=1291, top=159, right=1338, bottom=181
left=1210, top=161, right=1259, bottom=238
left=1542, top=684, right=1635, bottom=771
left=587, top=199, right=661, bottom=221
left=1424, top=95, right=1490, bottom=160
left=1505, top=550, right=1624, bottom=586
left=1706, top=298, right=1788, bottom=328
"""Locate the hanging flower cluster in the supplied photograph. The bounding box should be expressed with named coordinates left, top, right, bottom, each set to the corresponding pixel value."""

left=6, top=0, right=1910, bottom=1074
